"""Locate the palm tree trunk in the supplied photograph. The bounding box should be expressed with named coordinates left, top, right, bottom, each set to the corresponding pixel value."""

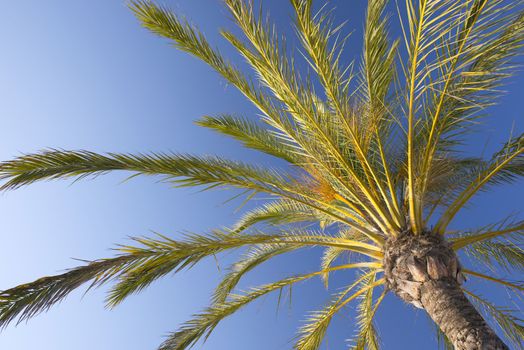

left=420, top=279, right=507, bottom=350
left=384, top=231, right=508, bottom=350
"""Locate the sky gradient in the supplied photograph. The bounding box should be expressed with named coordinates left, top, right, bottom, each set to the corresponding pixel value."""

left=0, top=1, right=522, bottom=349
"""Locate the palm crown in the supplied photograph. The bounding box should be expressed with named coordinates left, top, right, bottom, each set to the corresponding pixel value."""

left=0, top=0, right=523, bottom=349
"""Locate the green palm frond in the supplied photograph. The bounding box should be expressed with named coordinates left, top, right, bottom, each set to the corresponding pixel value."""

left=0, top=149, right=291, bottom=192
left=293, top=0, right=403, bottom=232
left=453, top=217, right=524, bottom=272
left=232, top=199, right=336, bottom=232
left=320, top=229, right=370, bottom=288
left=0, top=255, right=135, bottom=328
left=161, top=265, right=382, bottom=350
left=224, top=0, right=401, bottom=235
left=436, top=133, right=524, bottom=233
left=463, top=238, right=524, bottom=273
left=404, top=0, right=465, bottom=233
left=451, top=217, right=524, bottom=250
left=350, top=273, right=386, bottom=350
left=129, top=0, right=304, bottom=153
left=464, top=289, right=524, bottom=349
left=360, top=0, right=398, bottom=114
left=0, top=229, right=382, bottom=328
left=108, top=229, right=383, bottom=307
left=420, top=1, right=523, bottom=157
left=404, top=0, right=524, bottom=232
left=0, top=149, right=379, bottom=235
left=294, top=272, right=384, bottom=350
left=1, top=0, right=524, bottom=348
left=196, top=114, right=302, bottom=164
left=211, top=243, right=297, bottom=305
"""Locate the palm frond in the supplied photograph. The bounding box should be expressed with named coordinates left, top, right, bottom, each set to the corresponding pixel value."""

left=422, top=157, right=485, bottom=223
left=0, top=229, right=382, bottom=328
left=224, top=0, right=400, bottom=235
left=108, top=229, right=383, bottom=307
left=451, top=217, right=524, bottom=250
left=0, top=149, right=290, bottom=192
left=436, top=133, right=524, bottom=233
left=361, top=0, right=398, bottom=115
left=196, top=114, right=301, bottom=164
left=128, top=0, right=305, bottom=156
left=320, top=229, right=370, bottom=288
left=421, top=1, right=523, bottom=157
left=211, top=243, right=297, bottom=305
left=292, top=0, right=403, bottom=233
left=0, top=256, right=136, bottom=328
left=464, top=289, right=524, bottom=349
left=0, top=149, right=379, bottom=236
left=463, top=238, right=524, bottom=273
left=461, top=269, right=523, bottom=292
left=404, top=0, right=463, bottom=233
left=160, top=265, right=382, bottom=350
left=294, top=272, right=384, bottom=350
left=350, top=273, right=386, bottom=350
left=232, top=199, right=335, bottom=233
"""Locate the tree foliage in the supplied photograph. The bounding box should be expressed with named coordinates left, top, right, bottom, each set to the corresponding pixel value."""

left=0, top=0, right=523, bottom=349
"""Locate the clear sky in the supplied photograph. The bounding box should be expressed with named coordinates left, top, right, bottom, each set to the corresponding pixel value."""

left=0, top=1, right=522, bottom=349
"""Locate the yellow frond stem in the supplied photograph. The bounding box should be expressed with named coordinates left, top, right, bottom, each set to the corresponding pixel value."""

left=452, top=222, right=524, bottom=250
left=406, top=0, right=428, bottom=235
left=462, top=269, right=523, bottom=291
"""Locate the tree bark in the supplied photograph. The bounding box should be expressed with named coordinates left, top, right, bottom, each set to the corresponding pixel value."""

left=420, top=279, right=508, bottom=350
left=383, top=231, right=509, bottom=350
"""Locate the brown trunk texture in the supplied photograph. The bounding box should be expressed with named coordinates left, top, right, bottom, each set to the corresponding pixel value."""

left=383, top=232, right=508, bottom=350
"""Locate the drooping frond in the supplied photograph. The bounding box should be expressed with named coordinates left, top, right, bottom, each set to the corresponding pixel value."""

left=160, top=264, right=382, bottom=350
left=0, top=229, right=382, bottom=328
left=320, top=229, right=371, bottom=288
left=350, top=274, right=386, bottom=350
left=0, top=149, right=292, bottom=192
left=108, top=229, right=383, bottom=307
left=211, top=243, right=297, bottom=305
left=464, top=289, right=524, bottom=349
left=293, top=272, right=384, bottom=350
left=0, top=256, right=136, bottom=328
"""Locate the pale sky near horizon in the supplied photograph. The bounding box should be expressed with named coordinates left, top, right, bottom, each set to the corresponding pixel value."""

left=0, top=1, right=522, bottom=349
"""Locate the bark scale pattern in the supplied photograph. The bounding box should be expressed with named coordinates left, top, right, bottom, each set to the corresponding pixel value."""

left=383, top=232, right=508, bottom=350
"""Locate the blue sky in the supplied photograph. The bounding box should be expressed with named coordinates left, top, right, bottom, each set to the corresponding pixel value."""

left=0, top=1, right=522, bottom=349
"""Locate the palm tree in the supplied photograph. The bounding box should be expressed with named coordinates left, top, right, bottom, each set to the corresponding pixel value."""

left=0, top=0, right=522, bottom=348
